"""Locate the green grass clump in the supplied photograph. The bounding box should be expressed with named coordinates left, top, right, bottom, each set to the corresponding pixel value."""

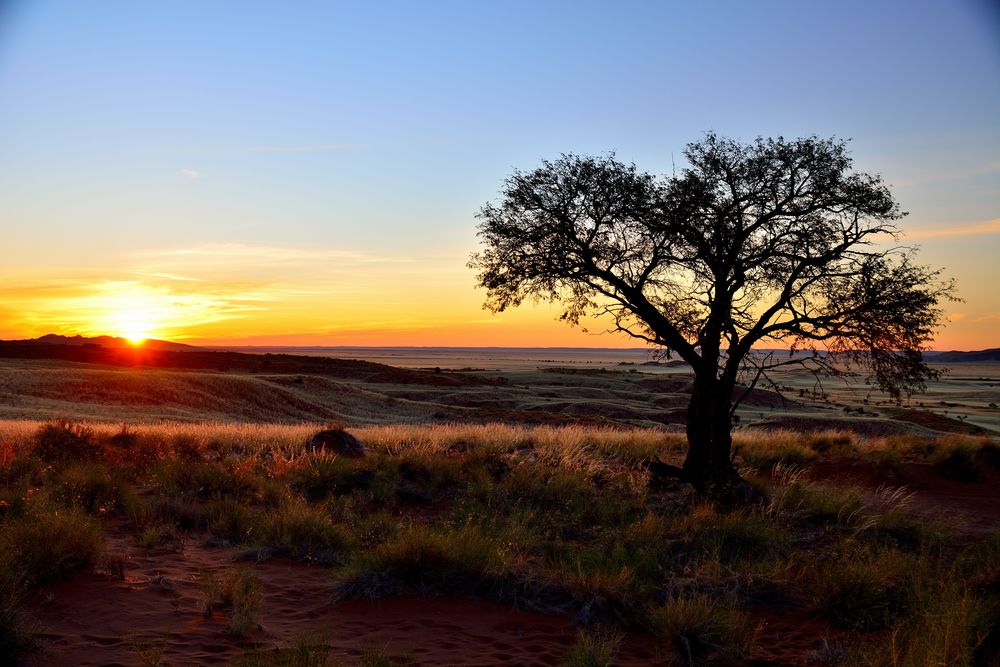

left=200, top=567, right=262, bottom=635
left=33, top=421, right=100, bottom=463
left=358, top=647, right=415, bottom=667
left=337, top=525, right=498, bottom=599
left=805, top=546, right=914, bottom=631
left=844, top=582, right=994, bottom=667
left=232, top=635, right=331, bottom=666
left=204, top=498, right=256, bottom=543
left=0, top=504, right=103, bottom=587
left=679, top=504, right=790, bottom=565
left=931, top=441, right=986, bottom=482
left=52, top=463, right=131, bottom=514
left=287, top=452, right=372, bottom=501
left=256, top=501, right=350, bottom=561
left=649, top=591, right=759, bottom=664
left=773, top=474, right=869, bottom=529
left=561, top=630, right=623, bottom=667
left=737, top=440, right=817, bottom=468
left=135, top=523, right=179, bottom=550
left=155, top=459, right=262, bottom=502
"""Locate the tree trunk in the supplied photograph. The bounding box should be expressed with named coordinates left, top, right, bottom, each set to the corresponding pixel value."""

left=682, top=373, right=763, bottom=505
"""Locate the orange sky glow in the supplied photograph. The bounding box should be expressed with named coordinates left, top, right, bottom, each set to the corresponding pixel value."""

left=0, top=233, right=995, bottom=351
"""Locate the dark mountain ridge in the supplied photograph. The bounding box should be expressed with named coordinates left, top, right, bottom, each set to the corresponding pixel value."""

left=13, top=334, right=197, bottom=352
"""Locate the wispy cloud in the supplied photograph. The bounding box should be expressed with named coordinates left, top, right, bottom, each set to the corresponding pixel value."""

left=903, top=218, right=1000, bottom=239
left=180, top=168, right=201, bottom=179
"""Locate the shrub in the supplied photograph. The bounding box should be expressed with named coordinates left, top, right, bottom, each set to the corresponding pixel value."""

left=171, top=434, right=206, bottom=461
left=256, top=501, right=351, bottom=562
left=136, top=524, right=179, bottom=550
left=52, top=463, right=130, bottom=514
left=845, top=583, right=993, bottom=667
left=0, top=504, right=103, bottom=587
left=649, top=591, right=759, bottom=664
left=773, top=475, right=869, bottom=529
left=336, top=525, right=497, bottom=599
left=679, top=504, right=789, bottom=565
left=932, top=442, right=985, bottom=482
left=561, top=630, right=622, bottom=667
left=107, top=425, right=169, bottom=472
left=232, top=635, right=331, bottom=667
left=200, top=567, right=262, bottom=635
left=34, top=421, right=100, bottom=463
left=287, top=452, right=371, bottom=501
left=358, top=648, right=415, bottom=667
left=156, top=459, right=261, bottom=501
left=204, top=498, right=256, bottom=543
left=806, top=546, right=913, bottom=631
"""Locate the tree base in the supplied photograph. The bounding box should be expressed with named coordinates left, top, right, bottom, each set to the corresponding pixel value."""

left=643, top=457, right=767, bottom=507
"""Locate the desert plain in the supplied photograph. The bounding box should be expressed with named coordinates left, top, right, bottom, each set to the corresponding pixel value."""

left=0, top=344, right=997, bottom=666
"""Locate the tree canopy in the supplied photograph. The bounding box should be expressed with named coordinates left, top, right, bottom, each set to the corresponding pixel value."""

left=471, top=134, right=955, bottom=499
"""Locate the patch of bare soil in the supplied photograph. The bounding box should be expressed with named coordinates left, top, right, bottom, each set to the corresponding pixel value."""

left=808, top=459, right=1000, bottom=534
left=25, top=529, right=658, bottom=666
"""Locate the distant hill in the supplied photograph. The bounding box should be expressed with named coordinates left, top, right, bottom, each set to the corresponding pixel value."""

left=0, top=338, right=495, bottom=387
left=926, top=348, right=1000, bottom=363
left=7, top=334, right=197, bottom=352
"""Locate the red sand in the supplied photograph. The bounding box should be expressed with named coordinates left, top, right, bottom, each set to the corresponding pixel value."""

left=26, top=531, right=658, bottom=666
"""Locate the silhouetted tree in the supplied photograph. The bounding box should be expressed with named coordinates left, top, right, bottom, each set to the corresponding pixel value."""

left=470, top=134, right=954, bottom=502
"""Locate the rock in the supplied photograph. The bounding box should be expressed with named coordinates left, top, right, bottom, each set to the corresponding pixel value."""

left=307, top=428, right=366, bottom=458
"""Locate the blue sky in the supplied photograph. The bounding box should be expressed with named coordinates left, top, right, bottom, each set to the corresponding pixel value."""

left=1, top=1, right=998, bottom=347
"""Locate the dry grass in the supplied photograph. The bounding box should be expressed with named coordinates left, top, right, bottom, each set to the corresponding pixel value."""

left=1, top=417, right=997, bottom=664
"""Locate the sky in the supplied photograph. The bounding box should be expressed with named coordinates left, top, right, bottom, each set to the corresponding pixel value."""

left=0, top=0, right=998, bottom=349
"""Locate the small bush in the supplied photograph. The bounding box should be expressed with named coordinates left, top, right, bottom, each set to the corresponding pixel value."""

left=256, top=501, right=350, bottom=562
left=0, top=504, right=103, bottom=587
left=561, top=630, right=622, bottom=667
left=287, top=452, right=371, bottom=501
left=34, top=421, right=100, bottom=463
left=204, top=498, right=256, bottom=543
left=774, top=477, right=869, bottom=529
left=337, top=525, right=497, bottom=599
left=358, top=647, right=415, bottom=667
left=136, top=524, right=179, bottom=550
left=932, top=442, right=985, bottom=482
left=171, top=434, right=205, bottom=461
left=200, top=567, right=262, bottom=635
left=649, top=591, right=759, bottom=664
left=806, top=547, right=913, bottom=631
left=52, top=463, right=130, bottom=514
left=845, top=583, right=992, bottom=667
left=232, top=635, right=331, bottom=667
left=156, top=459, right=261, bottom=501
left=680, top=504, right=789, bottom=565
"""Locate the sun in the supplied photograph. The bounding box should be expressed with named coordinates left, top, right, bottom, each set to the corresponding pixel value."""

left=114, top=310, right=155, bottom=344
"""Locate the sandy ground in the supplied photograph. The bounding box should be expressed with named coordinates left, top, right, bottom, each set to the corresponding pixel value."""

left=26, top=527, right=658, bottom=666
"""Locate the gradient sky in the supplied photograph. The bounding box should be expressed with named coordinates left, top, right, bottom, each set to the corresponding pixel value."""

left=1, top=0, right=998, bottom=349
